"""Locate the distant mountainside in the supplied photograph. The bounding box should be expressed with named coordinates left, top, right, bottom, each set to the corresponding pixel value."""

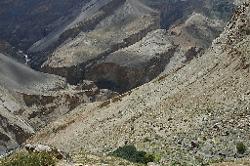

left=0, top=0, right=235, bottom=52
left=0, top=0, right=91, bottom=50
left=29, top=0, right=235, bottom=92
left=0, top=1, right=236, bottom=92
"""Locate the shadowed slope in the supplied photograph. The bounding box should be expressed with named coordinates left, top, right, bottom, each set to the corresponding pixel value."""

left=0, top=53, right=65, bottom=93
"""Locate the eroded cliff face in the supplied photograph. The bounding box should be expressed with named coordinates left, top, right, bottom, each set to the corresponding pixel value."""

left=0, top=85, right=33, bottom=155
left=0, top=109, right=34, bottom=156
left=34, top=0, right=236, bottom=92
left=84, top=30, right=177, bottom=92
left=0, top=0, right=237, bottom=93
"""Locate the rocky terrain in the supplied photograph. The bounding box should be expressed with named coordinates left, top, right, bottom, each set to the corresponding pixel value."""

left=0, top=52, right=64, bottom=155
left=23, top=1, right=250, bottom=165
left=40, top=0, right=235, bottom=92
left=0, top=0, right=249, bottom=166
left=0, top=53, right=116, bottom=155
left=0, top=0, right=236, bottom=92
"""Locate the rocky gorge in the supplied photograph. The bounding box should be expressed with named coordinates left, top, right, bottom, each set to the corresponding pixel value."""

left=0, top=0, right=249, bottom=165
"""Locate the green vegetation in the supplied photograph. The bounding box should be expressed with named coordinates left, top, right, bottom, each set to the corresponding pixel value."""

left=236, top=142, right=247, bottom=154
left=0, top=152, right=56, bottom=166
left=111, top=145, right=161, bottom=164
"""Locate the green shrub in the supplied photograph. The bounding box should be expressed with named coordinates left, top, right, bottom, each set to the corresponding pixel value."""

left=111, top=145, right=161, bottom=164
left=0, top=152, right=56, bottom=166
left=236, top=142, right=247, bottom=154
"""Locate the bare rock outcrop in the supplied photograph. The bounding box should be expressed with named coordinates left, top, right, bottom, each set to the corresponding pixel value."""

left=0, top=86, right=34, bottom=156
left=85, top=29, right=177, bottom=92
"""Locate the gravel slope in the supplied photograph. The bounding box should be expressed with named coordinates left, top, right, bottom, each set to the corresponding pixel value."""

left=28, top=2, right=250, bottom=165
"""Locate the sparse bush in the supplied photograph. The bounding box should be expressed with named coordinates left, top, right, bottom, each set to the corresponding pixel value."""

left=0, top=152, right=56, bottom=166
left=111, top=145, right=161, bottom=164
left=152, top=153, right=161, bottom=162
left=236, top=142, right=247, bottom=154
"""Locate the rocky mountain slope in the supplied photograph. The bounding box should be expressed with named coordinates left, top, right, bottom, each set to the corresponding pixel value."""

left=0, top=0, right=236, bottom=93
left=0, top=0, right=249, bottom=165
left=39, top=0, right=235, bottom=92
left=0, top=85, right=34, bottom=157
left=27, top=1, right=250, bottom=165
left=0, top=52, right=64, bottom=155
left=0, top=53, right=115, bottom=155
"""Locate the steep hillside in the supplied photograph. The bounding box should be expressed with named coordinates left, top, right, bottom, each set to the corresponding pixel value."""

left=37, top=0, right=235, bottom=92
left=0, top=53, right=65, bottom=93
left=0, top=86, right=34, bottom=156
left=0, top=1, right=248, bottom=165
left=0, top=0, right=91, bottom=50
left=28, top=2, right=250, bottom=165
left=0, top=41, right=27, bottom=63
left=0, top=53, right=65, bottom=155
left=0, top=53, right=118, bottom=155
left=0, top=0, right=236, bottom=93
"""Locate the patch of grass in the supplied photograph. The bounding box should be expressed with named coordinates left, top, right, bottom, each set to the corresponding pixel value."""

left=0, top=152, right=57, bottom=166
left=236, top=142, right=247, bottom=154
left=111, top=145, right=161, bottom=164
